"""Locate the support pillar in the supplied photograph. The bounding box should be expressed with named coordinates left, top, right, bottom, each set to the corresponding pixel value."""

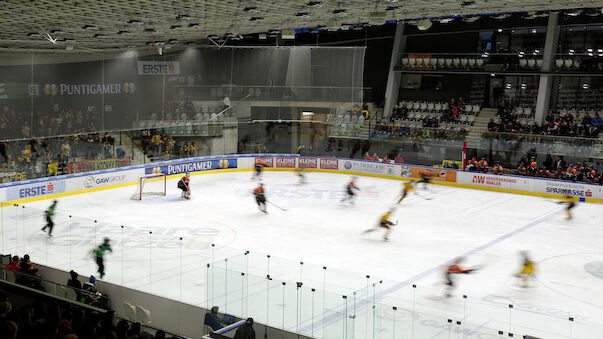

left=384, top=23, right=407, bottom=120
left=535, top=12, right=560, bottom=124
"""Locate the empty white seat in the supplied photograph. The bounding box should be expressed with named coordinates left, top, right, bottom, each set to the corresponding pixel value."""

left=476, top=59, right=484, bottom=67
left=123, top=302, right=136, bottom=320
left=420, top=102, right=427, bottom=110
left=435, top=103, right=442, bottom=111
left=468, top=58, right=476, bottom=68
left=536, top=59, right=543, bottom=69
left=527, top=59, right=536, bottom=68
left=427, top=102, right=435, bottom=111
left=453, top=58, right=461, bottom=67
left=460, top=58, right=469, bottom=67
left=412, top=102, right=420, bottom=110
left=135, top=305, right=152, bottom=325
left=437, top=58, right=445, bottom=67
left=556, top=59, right=564, bottom=68
left=519, top=59, right=528, bottom=68
left=564, top=59, right=573, bottom=68
left=416, top=58, right=424, bottom=66
left=445, top=59, right=453, bottom=67
left=516, top=107, right=524, bottom=115
left=401, top=57, right=409, bottom=67
left=525, top=107, right=532, bottom=116
left=409, top=58, right=416, bottom=67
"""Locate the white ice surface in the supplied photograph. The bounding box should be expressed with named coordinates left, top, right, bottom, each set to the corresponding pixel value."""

left=3, top=171, right=603, bottom=338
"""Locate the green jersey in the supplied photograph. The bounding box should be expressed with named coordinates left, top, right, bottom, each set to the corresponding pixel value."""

left=46, top=204, right=56, bottom=217
left=94, top=244, right=112, bottom=258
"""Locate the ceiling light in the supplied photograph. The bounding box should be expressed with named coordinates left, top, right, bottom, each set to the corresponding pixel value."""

left=462, top=16, right=480, bottom=23
left=490, top=73, right=496, bottom=77
left=534, top=49, right=539, bottom=54
left=505, top=83, right=512, bottom=89
left=302, top=111, right=314, bottom=116
left=492, top=13, right=510, bottom=19
left=566, top=10, right=582, bottom=17
left=176, top=14, right=191, bottom=20
left=82, top=25, right=97, bottom=30
left=416, top=19, right=432, bottom=31
left=307, top=1, right=322, bottom=7
left=582, top=83, right=589, bottom=89
left=587, top=48, right=593, bottom=52
left=598, top=49, right=603, bottom=53
left=497, top=28, right=503, bottom=32
left=531, top=29, right=537, bottom=33
left=127, top=19, right=143, bottom=25
left=243, top=7, right=260, bottom=13
left=521, top=83, right=527, bottom=89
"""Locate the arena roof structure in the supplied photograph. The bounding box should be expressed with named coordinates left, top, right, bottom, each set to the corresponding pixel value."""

left=0, top=0, right=601, bottom=51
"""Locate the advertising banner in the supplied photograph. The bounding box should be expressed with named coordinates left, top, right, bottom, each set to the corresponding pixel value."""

left=340, top=160, right=399, bottom=176
left=255, top=157, right=274, bottom=167
left=457, top=172, right=530, bottom=191
left=298, top=158, right=318, bottom=169
left=137, top=61, right=180, bottom=75
left=145, top=158, right=237, bottom=175
left=275, top=157, right=296, bottom=168
left=409, top=167, right=457, bottom=183
left=540, top=180, right=595, bottom=199
left=6, top=180, right=66, bottom=200
left=67, top=158, right=130, bottom=174
left=319, top=158, right=338, bottom=170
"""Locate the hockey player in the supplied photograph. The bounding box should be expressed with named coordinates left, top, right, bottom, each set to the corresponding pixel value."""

left=93, top=238, right=112, bottom=279
left=398, top=181, right=416, bottom=203
left=177, top=172, right=191, bottom=199
left=419, top=170, right=433, bottom=189
left=253, top=183, right=267, bottom=213
left=363, top=209, right=395, bottom=241
left=295, top=167, right=307, bottom=184
left=560, top=194, right=576, bottom=219
left=41, top=200, right=58, bottom=236
left=340, top=177, right=359, bottom=204
left=515, top=251, right=535, bottom=288
left=444, top=257, right=475, bottom=297
left=253, top=160, right=264, bottom=180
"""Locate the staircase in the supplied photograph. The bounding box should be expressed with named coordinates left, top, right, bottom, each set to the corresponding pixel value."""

left=465, top=107, right=498, bottom=149
left=111, top=132, right=151, bottom=165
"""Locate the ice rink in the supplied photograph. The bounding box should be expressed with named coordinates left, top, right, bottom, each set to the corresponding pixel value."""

left=4, top=170, right=603, bottom=338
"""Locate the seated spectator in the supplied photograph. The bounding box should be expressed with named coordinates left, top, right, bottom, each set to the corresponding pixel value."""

left=592, top=113, right=602, bottom=127
left=371, top=153, right=380, bottom=162
left=543, top=154, right=553, bottom=171
left=394, top=154, right=404, bottom=164
left=204, top=306, right=222, bottom=331
left=487, top=119, right=495, bottom=131
left=364, top=152, right=371, bottom=161
left=5, top=256, right=19, bottom=272
left=399, top=104, right=408, bottom=119
left=391, top=105, right=400, bottom=121
left=545, top=110, right=555, bottom=123
left=233, top=318, right=255, bottom=339
left=19, top=254, right=38, bottom=276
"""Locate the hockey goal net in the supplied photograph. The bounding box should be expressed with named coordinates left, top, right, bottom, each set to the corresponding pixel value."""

left=131, top=173, right=167, bottom=200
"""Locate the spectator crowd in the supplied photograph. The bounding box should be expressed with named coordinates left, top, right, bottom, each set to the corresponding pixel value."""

left=465, top=153, right=602, bottom=184
left=488, top=100, right=601, bottom=138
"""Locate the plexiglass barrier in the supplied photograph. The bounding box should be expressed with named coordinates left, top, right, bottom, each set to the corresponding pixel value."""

left=2, top=203, right=603, bottom=338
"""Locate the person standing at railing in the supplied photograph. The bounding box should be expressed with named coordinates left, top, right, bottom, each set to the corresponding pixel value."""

left=5, top=256, right=20, bottom=273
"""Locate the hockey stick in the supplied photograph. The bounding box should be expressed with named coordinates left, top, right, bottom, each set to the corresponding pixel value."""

left=267, top=201, right=287, bottom=211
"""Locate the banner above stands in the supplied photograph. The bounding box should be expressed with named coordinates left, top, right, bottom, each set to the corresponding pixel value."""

left=0, top=154, right=601, bottom=204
